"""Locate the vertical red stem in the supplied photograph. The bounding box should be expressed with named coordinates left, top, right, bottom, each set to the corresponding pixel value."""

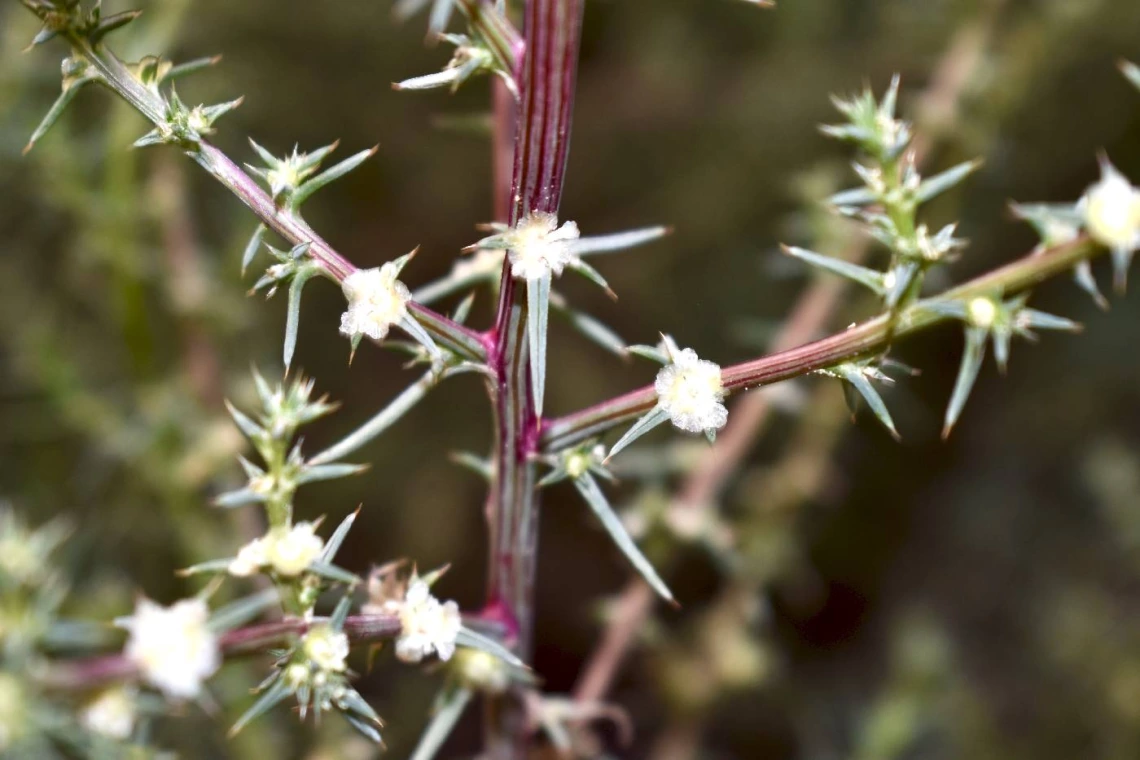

left=483, top=0, right=584, bottom=755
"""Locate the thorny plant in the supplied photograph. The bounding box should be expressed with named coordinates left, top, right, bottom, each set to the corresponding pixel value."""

left=6, top=0, right=1140, bottom=757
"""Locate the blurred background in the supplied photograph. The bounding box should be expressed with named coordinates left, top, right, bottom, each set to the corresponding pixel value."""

left=3, top=0, right=1140, bottom=757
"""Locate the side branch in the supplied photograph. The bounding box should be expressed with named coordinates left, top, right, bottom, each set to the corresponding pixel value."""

left=70, top=37, right=487, bottom=362
left=542, top=236, right=1096, bottom=450
left=42, top=613, right=402, bottom=691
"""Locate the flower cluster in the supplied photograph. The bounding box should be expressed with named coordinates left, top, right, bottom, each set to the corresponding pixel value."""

left=339, top=262, right=412, bottom=342
left=364, top=565, right=462, bottom=664
left=229, top=522, right=324, bottom=578
left=1081, top=157, right=1140, bottom=276
left=121, top=598, right=220, bottom=700
left=655, top=348, right=729, bottom=435
left=502, top=212, right=582, bottom=281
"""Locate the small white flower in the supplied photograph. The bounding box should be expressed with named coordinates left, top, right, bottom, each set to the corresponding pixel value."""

left=967, top=297, right=998, bottom=329
left=80, top=688, right=136, bottom=740
left=302, top=625, right=350, bottom=673
left=339, top=262, right=411, bottom=341
left=505, top=212, right=580, bottom=281
left=1082, top=159, right=1140, bottom=252
left=654, top=348, right=728, bottom=434
left=122, top=597, right=220, bottom=700
left=385, top=579, right=462, bottom=664
left=264, top=522, right=324, bottom=577
left=455, top=649, right=510, bottom=694
left=228, top=536, right=268, bottom=577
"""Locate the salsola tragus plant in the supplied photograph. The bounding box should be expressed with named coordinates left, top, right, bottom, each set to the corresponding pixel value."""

left=8, top=0, right=1140, bottom=757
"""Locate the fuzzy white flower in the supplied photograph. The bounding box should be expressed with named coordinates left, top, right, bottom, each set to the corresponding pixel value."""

left=339, top=262, right=411, bottom=341
left=385, top=579, right=462, bottom=663
left=122, top=597, right=220, bottom=700
left=967, top=297, right=998, bottom=329
left=80, top=688, right=136, bottom=740
left=264, top=522, right=324, bottom=577
left=302, top=625, right=350, bottom=673
left=1081, top=159, right=1140, bottom=252
left=654, top=348, right=728, bottom=434
left=228, top=536, right=268, bottom=577
left=505, top=212, right=580, bottom=281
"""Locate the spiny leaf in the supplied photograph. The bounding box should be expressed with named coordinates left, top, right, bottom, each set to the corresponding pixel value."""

left=943, top=326, right=988, bottom=439
left=606, top=405, right=670, bottom=462
left=1073, top=260, right=1108, bottom=310
left=242, top=224, right=267, bottom=274
left=292, top=147, right=378, bottom=207
left=307, top=372, right=434, bottom=466
left=230, top=677, right=293, bottom=737
left=574, top=473, right=675, bottom=602
left=527, top=272, right=552, bottom=420
left=319, top=509, right=359, bottom=564
left=296, top=463, right=368, bottom=485
left=208, top=589, right=280, bottom=634
left=89, top=9, right=142, bottom=44
left=309, top=561, right=361, bottom=586
left=455, top=627, right=526, bottom=669
left=399, top=314, right=442, bottom=366
left=568, top=226, right=670, bottom=257
left=781, top=245, right=886, bottom=295
left=24, top=69, right=97, bottom=154
left=284, top=265, right=320, bottom=370
left=836, top=366, right=899, bottom=440
left=915, top=159, right=982, bottom=204
left=409, top=687, right=473, bottom=760
left=449, top=451, right=493, bottom=480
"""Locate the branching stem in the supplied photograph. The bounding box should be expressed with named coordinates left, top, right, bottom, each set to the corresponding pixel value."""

left=542, top=236, right=1097, bottom=451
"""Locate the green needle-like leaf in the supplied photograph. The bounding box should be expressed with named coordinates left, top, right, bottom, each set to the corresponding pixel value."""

left=568, top=226, right=670, bottom=257
left=574, top=473, right=675, bottom=602
left=428, top=0, right=456, bottom=35
left=399, top=314, right=443, bottom=366
left=1110, top=246, right=1134, bottom=294
left=1073, top=261, right=1108, bottom=310
left=781, top=245, right=886, bottom=295
left=409, top=687, right=473, bottom=760
left=24, top=72, right=97, bottom=154
left=308, top=371, right=435, bottom=465
left=837, top=366, right=900, bottom=440
left=309, top=561, right=361, bottom=586
left=242, top=224, right=267, bottom=274
left=292, top=147, right=378, bottom=207
left=527, top=272, right=552, bottom=420
left=296, top=462, right=368, bottom=485
left=319, top=510, right=359, bottom=564
left=284, top=265, right=320, bottom=370
left=915, top=159, right=982, bottom=204
left=208, top=589, right=281, bottom=634
left=230, top=676, right=293, bottom=737
left=943, top=326, right=988, bottom=438
left=605, top=405, right=671, bottom=462
left=455, top=626, right=526, bottom=669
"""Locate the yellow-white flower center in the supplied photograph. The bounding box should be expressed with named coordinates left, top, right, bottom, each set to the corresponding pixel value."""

left=967, top=297, right=997, bottom=329
left=302, top=626, right=350, bottom=673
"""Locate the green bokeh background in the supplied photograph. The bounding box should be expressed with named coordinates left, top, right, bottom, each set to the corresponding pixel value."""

left=4, top=0, right=1140, bottom=757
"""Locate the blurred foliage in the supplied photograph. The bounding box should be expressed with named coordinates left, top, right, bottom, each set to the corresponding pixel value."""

left=3, top=0, right=1140, bottom=758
